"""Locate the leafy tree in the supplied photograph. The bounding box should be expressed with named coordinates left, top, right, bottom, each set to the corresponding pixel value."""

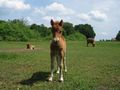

left=30, top=23, right=40, bottom=32
left=63, top=22, right=75, bottom=36
left=116, top=30, right=120, bottom=41
left=74, top=24, right=96, bottom=38
left=30, top=24, right=51, bottom=37
left=0, top=20, right=6, bottom=23
left=39, top=24, right=51, bottom=37
left=0, top=19, right=39, bottom=41
left=0, top=19, right=88, bottom=41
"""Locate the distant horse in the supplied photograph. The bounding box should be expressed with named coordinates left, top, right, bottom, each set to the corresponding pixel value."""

left=87, top=38, right=95, bottom=47
left=48, top=19, right=67, bottom=82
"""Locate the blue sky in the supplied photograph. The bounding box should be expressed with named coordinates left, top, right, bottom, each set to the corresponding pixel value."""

left=0, top=0, right=120, bottom=40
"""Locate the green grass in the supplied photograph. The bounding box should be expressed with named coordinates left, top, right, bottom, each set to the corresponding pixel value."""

left=0, top=41, right=120, bottom=90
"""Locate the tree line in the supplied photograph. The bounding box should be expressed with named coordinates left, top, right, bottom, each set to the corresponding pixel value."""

left=116, top=31, right=120, bottom=41
left=0, top=19, right=119, bottom=41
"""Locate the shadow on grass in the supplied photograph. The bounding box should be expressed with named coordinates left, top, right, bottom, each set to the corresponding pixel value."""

left=19, top=71, right=49, bottom=86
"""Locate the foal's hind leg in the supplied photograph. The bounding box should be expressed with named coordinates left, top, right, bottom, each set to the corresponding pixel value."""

left=57, top=54, right=67, bottom=74
left=63, top=53, right=67, bottom=72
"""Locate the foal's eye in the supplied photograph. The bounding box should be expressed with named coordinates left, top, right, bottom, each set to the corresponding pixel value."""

left=59, top=31, right=62, bottom=33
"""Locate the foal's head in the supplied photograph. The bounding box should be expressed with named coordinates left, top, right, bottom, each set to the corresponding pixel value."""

left=50, top=19, right=63, bottom=42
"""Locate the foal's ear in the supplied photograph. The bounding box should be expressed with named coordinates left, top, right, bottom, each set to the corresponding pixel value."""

left=59, top=20, right=63, bottom=26
left=50, top=19, right=54, bottom=26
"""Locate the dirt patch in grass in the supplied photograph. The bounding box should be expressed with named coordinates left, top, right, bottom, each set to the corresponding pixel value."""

left=0, top=48, right=42, bottom=52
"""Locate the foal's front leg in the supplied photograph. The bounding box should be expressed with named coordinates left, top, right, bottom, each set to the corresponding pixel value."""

left=56, top=56, right=60, bottom=74
left=49, top=54, right=55, bottom=81
left=58, top=55, right=64, bottom=82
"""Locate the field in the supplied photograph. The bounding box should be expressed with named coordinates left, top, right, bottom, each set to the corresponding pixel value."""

left=0, top=41, right=120, bottom=90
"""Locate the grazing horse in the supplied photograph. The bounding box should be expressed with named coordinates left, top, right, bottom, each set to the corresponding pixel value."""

left=48, top=19, right=67, bottom=82
left=87, top=38, right=95, bottom=47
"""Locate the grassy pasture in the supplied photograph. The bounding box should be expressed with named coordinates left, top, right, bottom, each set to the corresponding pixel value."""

left=0, top=41, right=120, bottom=90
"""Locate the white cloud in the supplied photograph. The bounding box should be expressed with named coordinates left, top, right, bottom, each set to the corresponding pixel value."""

left=34, top=7, right=46, bottom=15
left=43, top=16, right=53, bottom=21
left=34, top=2, right=75, bottom=16
left=46, top=2, right=66, bottom=12
left=77, top=13, right=90, bottom=21
left=77, top=10, right=108, bottom=22
left=47, top=2, right=75, bottom=15
left=0, top=0, right=31, bottom=10
left=98, top=32, right=108, bottom=35
left=43, top=16, right=61, bottom=21
left=89, top=10, right=108, bottom=21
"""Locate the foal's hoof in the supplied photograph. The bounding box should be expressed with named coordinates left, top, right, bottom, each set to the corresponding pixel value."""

left=65, top=69, right=67, bottom=73
left=56, top=70, right=60, bottom=74
left=59, top=78, right=64, bottom=82
left=48, top=77, right=53, bottom=82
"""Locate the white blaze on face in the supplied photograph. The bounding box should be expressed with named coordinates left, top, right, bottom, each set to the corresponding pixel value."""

left=53, top=37, right=60, bottom=42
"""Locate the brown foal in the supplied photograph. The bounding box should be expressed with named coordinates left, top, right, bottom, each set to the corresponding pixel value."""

left=49, top=19, right=67, bottom=82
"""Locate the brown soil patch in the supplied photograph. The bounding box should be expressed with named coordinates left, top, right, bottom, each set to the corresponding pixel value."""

left=0, top=48, right=42, bottom=52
